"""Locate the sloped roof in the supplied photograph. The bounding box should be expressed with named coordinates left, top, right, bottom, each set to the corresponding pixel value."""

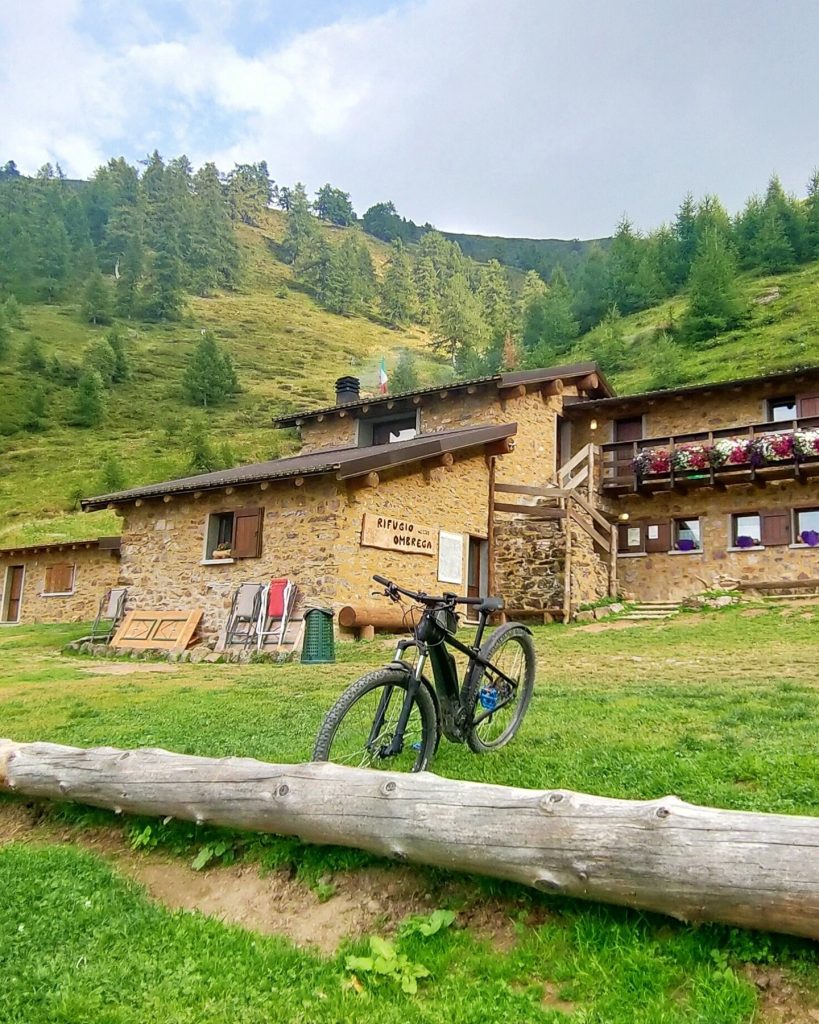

left=273, top=361, right=612, bottom=427
left=81, top=423, right=517, bottom=511
left=0, top=536, right=121, bottom=557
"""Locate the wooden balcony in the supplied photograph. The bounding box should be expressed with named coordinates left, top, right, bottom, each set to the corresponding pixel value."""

left=601, top=416, right=819, bottom=495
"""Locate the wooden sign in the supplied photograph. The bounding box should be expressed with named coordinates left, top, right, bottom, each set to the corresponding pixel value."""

left=112, top=609, right=202, bottom=652
left=360, top=513, right=437, bottom=556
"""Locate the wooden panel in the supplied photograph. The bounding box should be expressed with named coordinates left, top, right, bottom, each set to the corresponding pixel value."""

left=493, top=503, right=566, bottom=519
left=112, top=610, right=202, bottom=652
left=494, top=483, right=571, bottom=497
left=615, top=417, right=643, bottom=442
left=360, top=513, right=437, bottom=555
left=231, top=507, right=263, bottom=558
left=4, top=566, right=24, bottom=622
left=761, top=510, right=791, bottom=546
left=645, top=520, right=671, bottom=553
left=798, top=394, right=819, bottom=418
left=44, top=563, right=74, bottom=594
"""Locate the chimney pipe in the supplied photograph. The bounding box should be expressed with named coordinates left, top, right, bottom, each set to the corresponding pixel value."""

left=335, top=376, right=361, bottom=406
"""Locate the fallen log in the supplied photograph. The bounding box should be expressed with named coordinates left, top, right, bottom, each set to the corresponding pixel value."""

left=1, top=738, right=818, bottom=940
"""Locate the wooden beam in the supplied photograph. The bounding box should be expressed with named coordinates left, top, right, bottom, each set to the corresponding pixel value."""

left=438, top=391, right=449, bottom=400
left=225, top=486, right=235, bottom=496
left=134, top=499, right=144, bottom=508
left=193, top=491, right=203, bottom=500
left=338, top=410, right=347, bottom=418
left=576, top=372, right=599, bottom=393
left=293, top=476, right=305, bottom=488
left=540, top=379, right=564, bottom=399
left=259, top=481, right=270, bottom=491
left=493, top=502, right=566, bottom=519
left=499, top=383, right=527, bottom=399
left=412, top=395, right=423, bottom=406
left=163, top=495, right=173, bottom=504
left=495, top=483, right=571, bottom=498
left=317, top=414, right=325, bottom=423
left=484, top=437, right=516, bottom=457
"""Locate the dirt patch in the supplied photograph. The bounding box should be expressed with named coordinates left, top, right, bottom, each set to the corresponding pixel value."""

left=741, top=609, right=769, bottom=618
left=575, top=619, right=647, bottom=634
left=0, top=799, right=520, bottom=954
left=541, top=981, right=577, bottom=1014
left=745, top=966, right=819, bottom=1023
left=79, top=662, right=180, bottom=676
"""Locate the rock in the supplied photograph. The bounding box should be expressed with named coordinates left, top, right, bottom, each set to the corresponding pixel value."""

left=593, top=606, right=613, bottom=620
left=575, top=610, right=594, bottom=622
left=609, top=603, right=625, bottom=614
left=189, top=649, right=207, bottom=664
left=713, top=595, right=735, bottom=608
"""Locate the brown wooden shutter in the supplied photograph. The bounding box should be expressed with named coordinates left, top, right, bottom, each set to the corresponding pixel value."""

left=760, top=510, right=791, bottom=547
left=231, top=507, right=264, bottom=558
left=617, top=521, right=644, bottom=552
left=645, top=520, right=671, bottom=553
left=797, top=394, right=819, bottom=419
left=45, top=563, right=74, bottom=593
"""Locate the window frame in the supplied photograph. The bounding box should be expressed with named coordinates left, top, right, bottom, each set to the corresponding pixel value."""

left=730, top=512, right=762, bottom=550
left=203, top=511, right=235, bottom=561
left=672, top=516, right=702, bottom=553
left=792, top=506, right=819, bottom=547
left=357, top=410, right=420, bottom=447
left=42, top=563, right=76, bottom=597
left=203, top=507, right=264, bottom=561
left=767, top=396, right=797, bottom=423
left=617, top=521, right=645, bottom=554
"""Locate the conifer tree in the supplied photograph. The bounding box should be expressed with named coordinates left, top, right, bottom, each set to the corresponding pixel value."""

left=191, top=163, right=240, bottom=293
left=97, top=455, right=126, bottom=493
left=433, top=273, right=487, bottom=370
left=478, top=260, right=512, bottom=345
left=806, top=169, right=819, bottom=259
left=606, top=218, right=647, bottom=314
left=84, top=338, right=117, bottom=387
left=82, top=270, right=113, bottom=325
left=380, top=240, right=418, bottom=325
left=314, top=184, right=356, bottom=226
left=413, top=255, right=439, bottom=325
left=572, top=243, right=610, bottom=331
left=520, top=268, right=578, bottom=361
left=0, top=305, right=9, bottom=360
left=22, top=384, right=48, bottom=431
left=226, top=162, right=273, bottom=224
left=106, top=328, right=130, bottom=383
left=752, top=208, right=795, bottom=273
left=282, top=183, right=317, bottom=263
left=389, top=349, right=420, bottom=394
left=683, top=231, right=746, bottom=343
left=182, top=332, right=238, bottom=407
left=18, top=337, right=46, bottom=373
left=71, top=370, right=106, bottom=426
left=672, top=193, right=698, bottom=287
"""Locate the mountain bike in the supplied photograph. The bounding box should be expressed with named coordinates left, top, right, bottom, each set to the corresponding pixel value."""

left=312, top=575, right=536, bottom=772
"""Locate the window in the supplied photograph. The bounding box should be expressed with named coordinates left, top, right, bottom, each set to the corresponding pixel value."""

left=204, top=507, right=264, bottom=560
left=43, top=563, right=75, bottom=595
left=673, top=517, right=701, bottom=551
left=645, top=520, right=671, bottom=553
left=359, top=413, right=418, bottom=447
left=732, top=513, right=761, bottom=548
left=617, top=522, right=644, bottom=553
left=768, top=396, right=797, bottom=422
left=614, top=417, right=643, bottom=442
left=794, top=507, right=819, bottom=546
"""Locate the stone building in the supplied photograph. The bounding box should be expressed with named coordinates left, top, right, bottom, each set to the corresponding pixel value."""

left=73, top=359, right=819, bottom=639
left=0, top=537, right=121, bottom=625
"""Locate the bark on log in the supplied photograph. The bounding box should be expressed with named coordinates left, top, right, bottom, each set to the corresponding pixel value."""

left=2, top=738, right=818, bottom=940
left=337, top=605, right=408, bottom=630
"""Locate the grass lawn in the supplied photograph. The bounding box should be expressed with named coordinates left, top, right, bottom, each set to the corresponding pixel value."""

left=1, top=608, right=818, bottom=1022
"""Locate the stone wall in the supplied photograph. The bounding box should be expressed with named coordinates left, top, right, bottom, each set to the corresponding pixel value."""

left=0, top=547, right=121, bottom=624
left=569, top=518, right=611, bottom=607
left=117, top=451, right=493, bottom=638
left=494, top=516, right=564, bottom=614
left=615, top=480, right=819, bottom=601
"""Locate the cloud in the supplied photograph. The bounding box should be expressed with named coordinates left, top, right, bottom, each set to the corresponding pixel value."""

left=2, top=0, right=819, bottom=236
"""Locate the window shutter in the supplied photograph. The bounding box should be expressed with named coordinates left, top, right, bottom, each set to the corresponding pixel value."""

left=797, top=393, right=819, bottom=419
left=45, top=563, right=74, bottom=593
left=617, top=522, right=644, bottom=552
left=231, top=507, right=264, bottom=558
left=645, top=520, right=671, bottom=553
left=760, top=510, right=791, bottom=547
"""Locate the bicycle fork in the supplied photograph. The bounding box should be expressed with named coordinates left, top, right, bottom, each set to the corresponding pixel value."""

left=376, top=648, right=428, bottom=758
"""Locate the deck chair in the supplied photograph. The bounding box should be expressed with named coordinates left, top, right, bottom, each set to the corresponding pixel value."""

left=224, top=583, right=265, bottom=649
left=88, top=587, right=127, bottom=644
left=257, top=578, right=297, bottom=650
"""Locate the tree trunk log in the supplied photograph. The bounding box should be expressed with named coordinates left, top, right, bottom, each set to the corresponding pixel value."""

left=2, top=738, right=818, bottom=940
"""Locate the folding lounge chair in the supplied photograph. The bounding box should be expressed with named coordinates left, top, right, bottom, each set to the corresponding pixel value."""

left=224, top=583, right=265, bottom=649
left=257, top=578, right=297, bottom=651
left=88, top=587, right=127, bottom=644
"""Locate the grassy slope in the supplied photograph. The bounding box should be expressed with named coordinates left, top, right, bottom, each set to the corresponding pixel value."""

left=1, top=610, right=818, bottom=1022
left=574, top=261, right=819, bottom=394
left=0, top=211, right=434, bottom=547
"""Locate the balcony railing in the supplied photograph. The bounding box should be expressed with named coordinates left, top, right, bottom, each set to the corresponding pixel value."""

left=601, top=416, right=819, bottom=494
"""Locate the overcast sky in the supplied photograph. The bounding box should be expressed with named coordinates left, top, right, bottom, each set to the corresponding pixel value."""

left=2, top=0, right=818, bottom=239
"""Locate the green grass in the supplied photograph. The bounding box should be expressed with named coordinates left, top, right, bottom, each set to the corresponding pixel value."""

left=1, top=610, right=818, bottom=1022
left=573, top=261, right=819, bottom=394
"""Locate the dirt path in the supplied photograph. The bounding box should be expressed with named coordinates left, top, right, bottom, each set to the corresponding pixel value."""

left=0, top=799, right=519, bottom=955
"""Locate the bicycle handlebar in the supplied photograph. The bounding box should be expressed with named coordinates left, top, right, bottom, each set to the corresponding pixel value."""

left=372, top=574, right=485, bottom=606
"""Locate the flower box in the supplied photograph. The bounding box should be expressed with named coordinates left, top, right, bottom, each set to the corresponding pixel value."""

left=671, top=444, right=711, bottom=473
left=799, top=530, right=819, bottom=547
left=794, top=429, right=819, bottom=459
left=735, top=535, right=759, bottom=549
left=676, top=538, right=698, bottom=552
left=211, top=548, right=233, bottom=559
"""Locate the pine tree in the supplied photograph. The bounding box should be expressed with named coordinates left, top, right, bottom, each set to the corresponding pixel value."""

left=191, top=163, right=240, bottom=294
left=572, top=244, right=610, bottom=331
left=3, top=295, right=24, bottom=328
left=433, top=273, right=487, bottom=370
left=97, top=456, right=126, bottom=493
left=606, top=218, right=647, bottom=314
left=672, top=193, right=698, bottom=287
left=282, top=183, right=317, bottom=263
left=520, top=267, right=578, bottom=362
left=478, top=260, right=512, bottom=345
left=752, top=208, right=795, bottom=273
left=806, top=169, right=819, bottom=260
left=18, top=337, right=47, bottom=373
left=226, top=162, right=273, bottom=224
left=413, top=255, right=439, bottom=325
left=683, top=231, right=746, bottom=344
left=314, top=184, right=356, bottom=226
left=22, top=384, right=48, bottom=431
left=323, top=237, right=367, bottom=315
left=380, top=240, right=418, bottom=326
left=71, top=370, right=107, bottom=427
left=84, top=338, right=117, bottom=386
left=106, top=328, right=130, bottom=383
left=294, top=233, right=333, bottom=296
left=182, top=332, right=239, bottom=407
left=82, top=270, right=113, bottom=325
left=0, top=305, right=9, bottom=360
left=389, top=349, right=420, bottom=394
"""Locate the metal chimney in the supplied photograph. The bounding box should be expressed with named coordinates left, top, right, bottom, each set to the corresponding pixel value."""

left=335, top=376, right=361, bottom=406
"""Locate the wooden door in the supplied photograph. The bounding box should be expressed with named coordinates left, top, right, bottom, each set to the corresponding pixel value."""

left=466, top=537, right=485, bottom=600
left=614, top=417, right=644, bottom=479
left=3, top=566, right=24, bottom=622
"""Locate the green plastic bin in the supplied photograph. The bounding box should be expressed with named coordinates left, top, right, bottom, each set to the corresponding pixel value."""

left=301, top=606, right=336, bottom=664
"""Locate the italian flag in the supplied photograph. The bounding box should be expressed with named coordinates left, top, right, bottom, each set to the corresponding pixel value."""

left=379, top=356, right=388, bottom=394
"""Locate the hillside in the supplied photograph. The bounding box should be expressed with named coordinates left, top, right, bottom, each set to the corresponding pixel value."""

left=441, top=230, right=608, bottom=275
left=0, top=210, right=434, bottom=547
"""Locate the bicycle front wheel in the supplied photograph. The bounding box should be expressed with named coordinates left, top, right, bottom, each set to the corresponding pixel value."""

left=312, top=667, right=438, bottom=772
left=461, top=624, right=536, bottom=753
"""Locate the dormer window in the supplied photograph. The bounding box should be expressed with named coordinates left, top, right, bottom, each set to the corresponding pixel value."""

left=359, top=412, right=419, bottom=447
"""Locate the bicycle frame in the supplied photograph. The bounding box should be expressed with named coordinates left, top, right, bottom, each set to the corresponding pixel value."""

left=379, top=603, right=520, bottom=753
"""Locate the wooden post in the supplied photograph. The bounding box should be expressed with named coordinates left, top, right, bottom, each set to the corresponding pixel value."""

left=562, top=495, right=572, bottom=622
left=609, top=523, right=618, bottom=597
left=3, top=738, right=819, bottom=941
left=487, top=456, right=496, bottom=600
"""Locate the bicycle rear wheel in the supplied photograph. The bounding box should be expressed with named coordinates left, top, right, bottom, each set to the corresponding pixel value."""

left=461, top=624, right=536, bottom=752
left=312, top=667, right=438, bottom=772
